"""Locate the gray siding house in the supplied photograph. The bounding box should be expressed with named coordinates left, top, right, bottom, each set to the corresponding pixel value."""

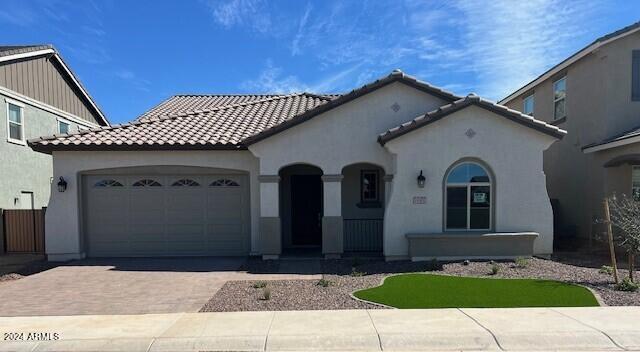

left=501, top=22, right=640, bottom=246
left=0, top=45, right=108, bottom=250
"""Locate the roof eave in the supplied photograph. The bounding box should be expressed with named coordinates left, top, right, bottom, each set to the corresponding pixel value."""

left=28, top=142, right=248, bottom=154
left=583, top=134, right=640, bottom=154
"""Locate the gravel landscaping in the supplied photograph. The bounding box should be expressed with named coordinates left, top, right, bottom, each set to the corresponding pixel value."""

left=200, top=254, right=640, bottom=312
left=0, top=260, right=57, bottom=282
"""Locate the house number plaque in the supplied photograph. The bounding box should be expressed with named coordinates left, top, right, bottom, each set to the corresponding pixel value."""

left=412, top=196, right=427, bottom=204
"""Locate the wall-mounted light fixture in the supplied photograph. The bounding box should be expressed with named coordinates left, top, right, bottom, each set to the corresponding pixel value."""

left=417, top=170, right=426, bottom=188
left=57, top=177, right=68, bottom=192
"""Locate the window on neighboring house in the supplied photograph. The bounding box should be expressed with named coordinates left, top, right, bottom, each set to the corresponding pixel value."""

left=633, top=50, right=640, bottom=101
left=6, top=101, right=24, bottom=144
left=445, top=162, right=492, bottom=230
left=361, top=170, right=379, bottom=203
left=553, top=77, right=566, bottom=120
left=633, top=166, right=640, bottom=201
left=58, top=120, right=70, bottom=134
left=523, top=94, right=534, bottom=115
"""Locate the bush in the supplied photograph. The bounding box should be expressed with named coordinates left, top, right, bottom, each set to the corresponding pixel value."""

left=489, top=263, right=500, bottom=276
left=317, top=278, right=333, bottom=287
left=599, top=265, right=614, bottom=275
left=252, top=281, right=267, bottom=289
left=615, top=277, right=639, bottom=292
left=260, top=287, right=271, bottom=300
left=350, top=267, right=366, bottom=277
left=515, top=257, right=529, bottom=268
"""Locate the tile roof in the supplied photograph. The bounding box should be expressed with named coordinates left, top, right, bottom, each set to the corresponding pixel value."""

left=378, top=94, right=567, bottom=145
left=0, top=45, right=53, bottom=58
left=29, top=93, right=333, bottom=152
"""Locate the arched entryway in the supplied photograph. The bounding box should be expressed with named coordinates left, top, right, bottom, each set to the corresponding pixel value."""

left=279, top=164, right=324, bottom=254
left=341, top=163, right=385, bottom=253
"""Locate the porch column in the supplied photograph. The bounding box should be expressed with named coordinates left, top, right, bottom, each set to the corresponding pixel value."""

left=259, top=175, right=281, bottom=260
left=321, top=174, right=344, bottom=259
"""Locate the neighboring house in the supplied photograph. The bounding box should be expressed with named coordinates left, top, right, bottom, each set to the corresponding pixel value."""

left=501, top=22, right=640, bottom=246
left=0, top=45, right=109, bottom=252
left=29, top=70, right=565, bottom=261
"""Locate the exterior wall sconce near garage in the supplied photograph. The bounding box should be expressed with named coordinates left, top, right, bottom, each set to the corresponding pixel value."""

left=417, top=170, right=426, bottom=188
left=57, top=177, right=68, bottom=192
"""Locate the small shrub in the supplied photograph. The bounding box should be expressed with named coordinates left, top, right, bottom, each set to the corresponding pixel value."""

left=489, top=263, right=500, bottom=276
left=615, top=278, right=639, bottom=292
left=462, top=259, right=470, bottom=266
left=252, top=281, right=267, bottom=289
left=515, top=257, right=530, bottom=269
left=260, top=287, right=271, bottom=300
left=350, top=267, right=366, bottom=277
left=599, top=265, right=614, bottom=275
left=317, top=278, right=333, bottom=287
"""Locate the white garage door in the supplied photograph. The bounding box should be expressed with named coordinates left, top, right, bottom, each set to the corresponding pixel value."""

left=83, top=174, right=249, bottom=257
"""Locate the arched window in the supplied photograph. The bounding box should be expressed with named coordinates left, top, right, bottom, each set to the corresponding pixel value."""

left=171, top=179, right=200, bottom=187
left=445, top=162, right=491, bottom=230
left=132, top=179, right=162, bottom=187
left=210, top=179, right=240, bottom=187
left=94, top=179, right=123, bottom=187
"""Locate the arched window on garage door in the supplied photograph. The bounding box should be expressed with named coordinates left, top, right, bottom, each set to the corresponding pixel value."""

left=132, top=179, right=162, bottom=187
left=171, top=179, right=200, bottom=187
left=94, top=179, right=124, bottom=187
left=210, top=179, right=240, bottom=187
left=445, top=161, right=492, bottom=231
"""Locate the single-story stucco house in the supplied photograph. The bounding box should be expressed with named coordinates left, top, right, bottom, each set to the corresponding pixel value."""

left=29, top=70, right=566, bottom=261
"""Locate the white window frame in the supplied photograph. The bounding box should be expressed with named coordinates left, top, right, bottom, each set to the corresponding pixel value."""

left=5, top=98, right=26, bottom=145
left=632, top=165, right=640, bottom=201
left=553, top=76, right=567, bottom=120
left=57, top=117, right=71, bottom=134
left=523, top=94, right=534, bottom=115
left=444, top=162, right=492, bottom=231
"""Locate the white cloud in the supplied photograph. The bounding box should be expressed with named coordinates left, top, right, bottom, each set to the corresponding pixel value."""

left=115, top=69, right=151, bottom=92
left=205, top=0, right=271, bottom=33
left=241, top=60, right=364, bottom=93
left=291, top=3, right=313, bottom=56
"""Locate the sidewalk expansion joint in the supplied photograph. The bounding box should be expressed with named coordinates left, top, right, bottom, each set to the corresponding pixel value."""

left=549, top=308, right=628, bottom=351
left=145, top=337, right=157, bottom=352
left=263, top=311, right=276, bottom=351
left=366, top=309, right=384, bottom=351
left=457, top=308, right=505, bottom=351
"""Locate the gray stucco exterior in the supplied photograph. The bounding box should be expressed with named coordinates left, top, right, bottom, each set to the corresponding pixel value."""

left=503, top=28, right=640, bottom=243
left=0, top=92, right=89, bottom=210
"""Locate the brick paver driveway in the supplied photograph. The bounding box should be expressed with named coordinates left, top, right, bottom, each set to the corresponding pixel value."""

left=0, top=257, right=319, bottom=316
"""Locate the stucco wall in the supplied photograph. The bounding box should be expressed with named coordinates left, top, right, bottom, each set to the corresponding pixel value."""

left=504, top=31, right=640, bottom=240
left=384, top=105, right=557, bottom=257
left=249, top=82, right=450, bottom=175
left=0, top=93, right=87, bottom=211
left=45, top=150, right=259, bottom=260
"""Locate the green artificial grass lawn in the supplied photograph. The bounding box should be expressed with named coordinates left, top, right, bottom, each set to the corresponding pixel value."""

left=353, top=274, right=599, bottom=309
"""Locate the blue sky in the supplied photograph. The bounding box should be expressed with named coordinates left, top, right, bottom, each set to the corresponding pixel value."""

left=1, top=0, right=639, bottom=124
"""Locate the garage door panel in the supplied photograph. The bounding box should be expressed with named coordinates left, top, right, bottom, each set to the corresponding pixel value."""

left=84, top=173, right=249, bottom=257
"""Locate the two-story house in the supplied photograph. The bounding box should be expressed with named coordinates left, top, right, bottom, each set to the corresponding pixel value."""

left=0, top=45, right=109, bottom=251
left=501, top=22, right=640, bottom=247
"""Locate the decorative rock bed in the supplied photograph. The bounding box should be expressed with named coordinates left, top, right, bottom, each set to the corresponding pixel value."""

left=200, top=255, right=639, bottom=312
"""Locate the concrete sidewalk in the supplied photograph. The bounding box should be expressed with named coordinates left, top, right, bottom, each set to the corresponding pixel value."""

left=1, top=307, right=639, bottom=351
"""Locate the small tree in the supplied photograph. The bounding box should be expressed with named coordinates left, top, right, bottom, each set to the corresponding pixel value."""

left=607, top=194, right=640, bottom=281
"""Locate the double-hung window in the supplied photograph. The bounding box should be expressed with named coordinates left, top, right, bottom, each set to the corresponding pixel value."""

left=553, top=77, right=566, bottom=120
left=523, top=94, right=534, bottom=115
left=6, top=100, right=25, bottom=144
left=633, top=166, right=640, bottom=201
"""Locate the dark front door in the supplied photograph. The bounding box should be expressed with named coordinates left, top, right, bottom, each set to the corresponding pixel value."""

left=290, top=175, right=322, bottom=246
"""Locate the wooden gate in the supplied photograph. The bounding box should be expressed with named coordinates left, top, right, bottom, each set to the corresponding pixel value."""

left=3, top=209, right=45, bottom=253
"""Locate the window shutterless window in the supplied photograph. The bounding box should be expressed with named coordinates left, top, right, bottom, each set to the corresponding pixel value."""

left=632, top=166, right=640, bottom=201
left=6, top=101, right=25, bottom=144
left=361, top=170, right=379, bottom=203
left=633, top=50, right=640, bottom=101
left=445, top=162, right=492, bottom=231
left=553, top=77, right=566, bottom=120
left=58, top=120, right=70, bottom=134
left=523, top=94, right=534, bottom=115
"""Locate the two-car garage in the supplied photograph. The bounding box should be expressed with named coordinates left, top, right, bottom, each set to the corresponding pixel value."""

left=82, top=170, right=250, bottom=257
